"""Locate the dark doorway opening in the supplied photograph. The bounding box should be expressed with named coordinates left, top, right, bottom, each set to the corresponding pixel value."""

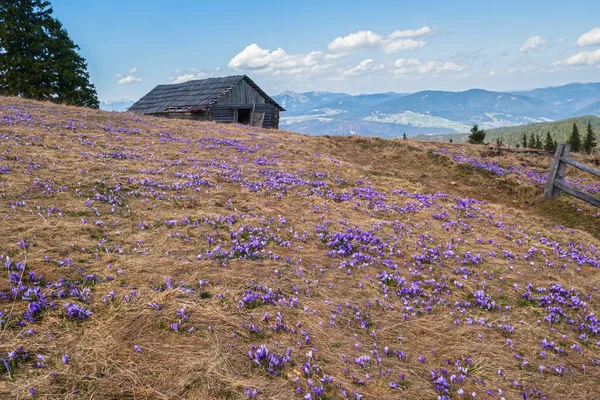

left=237, top=109, right=251, bottom=124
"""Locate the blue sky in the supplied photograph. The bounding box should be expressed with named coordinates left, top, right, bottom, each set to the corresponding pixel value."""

left=51, top=0, right=600, bottom=101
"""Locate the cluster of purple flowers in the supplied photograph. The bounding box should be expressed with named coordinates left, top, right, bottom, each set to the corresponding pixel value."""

left=63, top=303, right=92, bottom=319
left=248, top=344, right=292, bottom=376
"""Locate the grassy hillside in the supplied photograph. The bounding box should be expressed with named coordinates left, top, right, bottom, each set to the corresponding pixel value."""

left=1, top=97, right=600, bottom=399
left=418, top=115, right=600, bottom=145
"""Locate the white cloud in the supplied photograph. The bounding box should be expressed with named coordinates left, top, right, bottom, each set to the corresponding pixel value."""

left=519, top=36, right=547, bottom=53
left=393, top=58, right=463, bottom=75
left=394, top=58, right=422, bottom=68
left=576, top=27, right=600, bottom=47
left=327, top=30, right=383, bottom=53
left=228, top=43, right=330, bottom=77
left=383, top=39, right=426, bottom=53
left=117, top=75, right=141, bottom=84
left=115, top=68, right=141, bottom=84
left=388, top=26, right=432, bottom=39
left=342, top=59, right=384, bottom=77
left=229, top=26, right=431, bottom=81
left=557, top=48, right=600, bottom=66
left=328, top=26, right=432, bottom=54
left=171, top=71, right=212, bottom=84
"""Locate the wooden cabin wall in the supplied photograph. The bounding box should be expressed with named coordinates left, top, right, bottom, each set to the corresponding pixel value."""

left=147, top=103, right=280, bottom=128
left=209, top=107, right=236, bottom=123
left=255, top=105, right=277, bottom=128
left=216, top=79, right=267, bottom=106
left=149, top=111, right=210, bottom=121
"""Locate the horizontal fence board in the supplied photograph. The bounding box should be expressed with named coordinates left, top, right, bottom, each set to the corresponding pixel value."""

left=560, top=157, right=600, bottom=178
left=553, top=179, right=600, bottom=208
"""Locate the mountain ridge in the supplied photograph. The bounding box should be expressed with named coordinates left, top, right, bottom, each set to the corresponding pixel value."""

left=272, top=81, right=600, bottom=138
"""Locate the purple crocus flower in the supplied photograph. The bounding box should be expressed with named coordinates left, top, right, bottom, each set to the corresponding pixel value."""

left=63, top=303, right=92, bottom=319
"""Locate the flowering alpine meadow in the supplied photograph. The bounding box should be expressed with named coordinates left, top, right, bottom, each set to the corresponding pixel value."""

left=0, top=97, right=600, bottom=399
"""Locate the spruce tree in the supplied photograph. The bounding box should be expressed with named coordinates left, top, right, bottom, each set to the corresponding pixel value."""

left=467, top=124, right=486, bottom=144
left=0, top=0, right=98, bottom=108
left=528, top=133, right=535, bottom=149
left=568, top=122, right=581, bottom=152
left=521, top=133, right=527, bottom=149
left=544, top=131, right=554, bottom=152
left=535, top=133, right=542, bottom=149
left=583, top=121, right=597, bottom=154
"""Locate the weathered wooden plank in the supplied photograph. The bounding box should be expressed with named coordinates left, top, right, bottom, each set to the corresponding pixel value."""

left=559, top=157, right=600, bottom=178
left=554, top=179, right=600, bottom=208
left=544, top=144, right=565, bottom=198
left=552, top=144, right=571, bottom=197
left=215, top=79, right=266, bottom=106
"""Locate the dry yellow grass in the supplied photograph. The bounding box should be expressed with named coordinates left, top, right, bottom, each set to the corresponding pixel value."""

left=0, top=96, right=599, bottom=399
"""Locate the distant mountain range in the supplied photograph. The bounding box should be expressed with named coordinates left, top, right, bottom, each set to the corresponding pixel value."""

left=272, top=82, right=600, bottom=138
left=99, top=99, right=135, bottom=112
left=99, top=82, right=600, bottom=139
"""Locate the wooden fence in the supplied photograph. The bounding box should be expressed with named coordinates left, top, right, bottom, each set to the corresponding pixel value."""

left=544, top=143, right=600, bottom=208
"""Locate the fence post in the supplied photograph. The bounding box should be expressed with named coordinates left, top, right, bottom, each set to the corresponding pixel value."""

left=553, top=143, right=571, bottom=197
left=544, top=143, right=571, bottom=198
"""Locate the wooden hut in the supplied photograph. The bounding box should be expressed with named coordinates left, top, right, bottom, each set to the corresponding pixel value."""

left=128, top=75, right=285, bottom=128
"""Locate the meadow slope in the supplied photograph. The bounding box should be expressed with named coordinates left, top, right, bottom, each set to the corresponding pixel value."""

left=1, top=97, right=600, bottom=399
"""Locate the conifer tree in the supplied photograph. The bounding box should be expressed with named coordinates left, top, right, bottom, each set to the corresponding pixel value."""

left=544, top=131, right=555, bottom=152
left=528, top=133, right=535, bottom=149
left=467, top=124, right=486, bottom=144
left=535, top=133, right=542, bottom=149
left=403, top=132, right=407, bottom=140
left=568, top=122, right=581, bottom=152
left=521, top=133, right=527, bottom=149
left=0, top=0, right=98, bottom=108
left=583, top=121, right=597, bottom=154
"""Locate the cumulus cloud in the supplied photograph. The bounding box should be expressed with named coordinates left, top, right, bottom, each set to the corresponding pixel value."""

left=342, top=59, right=384, bottom=77
left=115, top=68, right=141, bottom=84
left=519, top=36, right=547, bottom=53
left=328, top=26, right=432, bottom=54
left=383, top=39, right=426, bottom=53
left=117, top=75, right=141, bottom=84
left=576, top=27, right=600, bottom=47
left=171, top=71, right=212, bottom=84
left=327, top=30, right=383, bottom=53
left=556, top=48, right=600, bottom=66
left=388, top=26, right=431, bottom=39
left=393, top=58, right=463, bottom=75
left=228, top=43, right=330, bottom=77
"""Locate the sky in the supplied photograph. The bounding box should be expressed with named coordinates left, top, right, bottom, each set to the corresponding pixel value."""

left=50, top=0, right=600, bottom=102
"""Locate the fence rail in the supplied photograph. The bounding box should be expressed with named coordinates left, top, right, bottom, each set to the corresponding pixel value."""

left=544, top=143, right=600, bottom=208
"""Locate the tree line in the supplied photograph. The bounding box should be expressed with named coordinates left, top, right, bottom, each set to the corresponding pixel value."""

left=0, top=0, right=98, bottom=108
left=467, top=122, right=597, bottom=154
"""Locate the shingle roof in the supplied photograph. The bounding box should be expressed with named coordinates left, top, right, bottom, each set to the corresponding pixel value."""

left=128, top=75, right=284, bottom=114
